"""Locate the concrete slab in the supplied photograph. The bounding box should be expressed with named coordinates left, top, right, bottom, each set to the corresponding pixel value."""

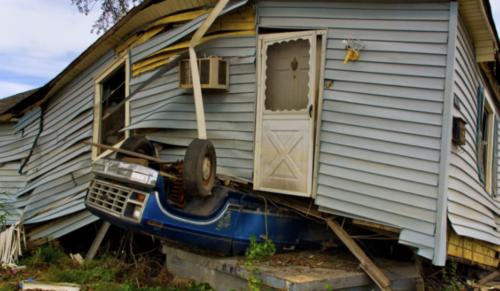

left=162, top=244, right=421, bottom=291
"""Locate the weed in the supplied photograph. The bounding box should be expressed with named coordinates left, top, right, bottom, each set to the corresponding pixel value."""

left=0, top=284, right=14, bottom=291
left=86, top=282, right=184, bottom=291
left=0, top=201, right=7, bottom=231
left=20, top=243, right=66, bottom=266
left=1, top=243, right=213, bottom=291
left=442, top=261, right=461, bottom=291
left=46, top=262, right=115, bottom=284
left=188, top=282, right=215, bottom=291
left=245, top=236, right=276, bottom=261
left=244, top=236, right=276, bottom=291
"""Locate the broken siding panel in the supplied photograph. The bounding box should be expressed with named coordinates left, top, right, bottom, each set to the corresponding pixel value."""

left=258, top=0, right=449, bottom=256
left=0, top=123, right=29, bottom=224
left=2, top=51, right=115, bottom=243
left=15, top=107, right=41, bottom=133
left=448, top=19, right=500, bottom=245
left=0, top=117, right=40, bottom=164
left=129, top=36, right=256, bottom=179
left=25, top=132, right=92, bottom=180
left=131, top=18, right=202, bottom=63
left=25, top=56, right=111, bottom=183
left=15, top=155, right=91, bottom=201
left=130, top=0, right=249, bottom=64
left=24, top=183, right=90, bottom=223
left=130, top=37, right=256, bottom=121
left=0, top=123, right=14, bottom=137
left=27, top=211, right=99, bottom=243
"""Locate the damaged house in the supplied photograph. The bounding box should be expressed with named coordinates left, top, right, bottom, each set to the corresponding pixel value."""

left=1, top=0, right=500, bottom=272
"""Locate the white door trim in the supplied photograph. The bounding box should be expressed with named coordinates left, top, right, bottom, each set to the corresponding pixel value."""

left=253, top=30, right=323, bottom=197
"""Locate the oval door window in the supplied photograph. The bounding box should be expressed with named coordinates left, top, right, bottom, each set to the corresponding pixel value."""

left=264, top=39, right=310, bottom=111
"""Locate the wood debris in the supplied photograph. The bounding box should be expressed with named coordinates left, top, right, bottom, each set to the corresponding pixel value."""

left=20, top=281, right=81, bottom=291
left=0, top=222, right=25, bottom=268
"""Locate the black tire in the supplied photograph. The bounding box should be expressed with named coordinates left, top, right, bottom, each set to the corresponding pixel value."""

left=183, top=138, right=216, bottom=197
left=116, top=136, right=157, bottom=168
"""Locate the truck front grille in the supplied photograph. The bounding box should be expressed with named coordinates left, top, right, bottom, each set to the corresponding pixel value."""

left=86, top=179, right=148, bottom=221
left=87, top=179, right=130, bottom=215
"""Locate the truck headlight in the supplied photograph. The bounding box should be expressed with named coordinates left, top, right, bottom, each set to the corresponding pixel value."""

left=124, top=203, right=143, bottom=221
left=122, top=192, right=148, bottom=221
left=132, top=205, right=142, bottom=220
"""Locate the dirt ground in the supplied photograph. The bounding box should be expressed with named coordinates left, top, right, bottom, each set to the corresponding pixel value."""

left=0, top=234, right=492, bottom=291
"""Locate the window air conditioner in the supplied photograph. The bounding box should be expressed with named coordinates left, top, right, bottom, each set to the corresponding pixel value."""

left=179, top=56, right=229, bottom=90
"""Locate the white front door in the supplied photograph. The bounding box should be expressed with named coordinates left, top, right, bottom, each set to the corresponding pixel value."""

left=254, top=31, right=320, bottom=197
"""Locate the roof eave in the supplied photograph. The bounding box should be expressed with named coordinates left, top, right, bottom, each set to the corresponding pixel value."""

left=14, top=0, right=218, bottom=116
left=459, top=0, right=499, bottom=63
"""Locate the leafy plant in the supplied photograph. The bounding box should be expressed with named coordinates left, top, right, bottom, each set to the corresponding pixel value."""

left=2, top=242, right=213, bottom=291
left=244, top=236, right=276, bottom=291
left=0, top=200, right=8, bottom=231
left=442, top=261, right=461, bottom=291
left=188, top=282, right=215, bottom=291
left=20, top=243, right=66, bottom=266
left=245, top=236, right=276, bottom=261
left=47, top=262, right=116, bottom=284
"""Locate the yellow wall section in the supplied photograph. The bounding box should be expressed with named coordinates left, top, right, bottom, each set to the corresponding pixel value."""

left=448, top=230, right=500, bottom=268
left=131, top=6, right=256, bottom=76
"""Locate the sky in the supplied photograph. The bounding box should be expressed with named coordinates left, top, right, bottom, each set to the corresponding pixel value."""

left=0, top=0, right=499, bottom=99
left=0, top=0, right=100, bottom=98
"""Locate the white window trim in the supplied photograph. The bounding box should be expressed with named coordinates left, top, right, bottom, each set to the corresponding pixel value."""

left=484, top=97, right=495, bottom=194
left=92, top=53, right=130, bottom=161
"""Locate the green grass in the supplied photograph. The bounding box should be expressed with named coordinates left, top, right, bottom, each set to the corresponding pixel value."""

left=0, top=244, right=213, bottom=291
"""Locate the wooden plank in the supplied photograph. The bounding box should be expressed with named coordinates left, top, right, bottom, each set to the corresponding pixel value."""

left=20, top=281, right=81, bottom=291
left=85, top=221, right=110, bottom=261
left=83, top=140, right=172, bottom=164
left=478, top=270, right=500, bottom=284
left=267, top=195, right=393, bottom=290
left=326, top=219, right=392, bottom=291
left=190, top=0, right=230, bottom=46
left=187, top=0, right=231, bottom=140
left=189, top=47, right=208, bottom=140
left=268, top=195, right=325, bottom=220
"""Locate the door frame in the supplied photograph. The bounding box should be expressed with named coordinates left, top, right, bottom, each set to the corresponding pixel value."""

left=311, top=30, right=327, bottom=199
left=253, top=30, right=326, bottom=197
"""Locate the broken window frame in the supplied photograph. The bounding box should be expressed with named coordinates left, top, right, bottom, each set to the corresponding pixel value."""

left=482, top=96, right=496, bottom=194
left=92, top=53, right=131, bottom=160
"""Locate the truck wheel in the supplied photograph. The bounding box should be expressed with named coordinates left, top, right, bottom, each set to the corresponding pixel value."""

left=116, top=136, right=157, bottom=168
left=183, top=138, right=216, bottom=197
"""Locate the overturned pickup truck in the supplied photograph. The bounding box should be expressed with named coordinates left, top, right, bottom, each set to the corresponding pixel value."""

left=85, top=137, right=329, bottom=255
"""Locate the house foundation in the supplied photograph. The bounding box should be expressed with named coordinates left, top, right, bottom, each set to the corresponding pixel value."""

left=161, top=244, right=422, bottom=291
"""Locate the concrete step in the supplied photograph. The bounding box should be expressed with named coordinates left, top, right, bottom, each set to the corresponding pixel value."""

left=162, top=244, right=422, bottom=291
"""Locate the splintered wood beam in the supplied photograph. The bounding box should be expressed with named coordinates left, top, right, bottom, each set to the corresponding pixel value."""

left=83, top=140, right=172, bottom=165
left=326, top=219, right=392, bottom=291
left=190, top=0, right=230, bottom=47
left=478, top=270, right=500, bottom=285
left=267, top=195, right=324, bottom=220
left=189, top=47, right=207, bottom=140
left=266, top=194, right=393, bottom=290
left=188, top=0, right=230, bottom=140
